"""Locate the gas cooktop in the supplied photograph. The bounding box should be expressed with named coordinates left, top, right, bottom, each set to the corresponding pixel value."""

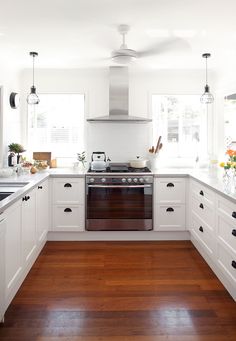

left=87, top=163, right=151, bottom=173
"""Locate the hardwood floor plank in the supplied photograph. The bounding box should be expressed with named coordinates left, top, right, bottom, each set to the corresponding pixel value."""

left=0, top=241, right=235, bottom=340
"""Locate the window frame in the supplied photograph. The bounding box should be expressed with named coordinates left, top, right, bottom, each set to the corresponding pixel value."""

left=27, top=92, right=87, bottom=161
left=151, top=93, right=209, bottom=163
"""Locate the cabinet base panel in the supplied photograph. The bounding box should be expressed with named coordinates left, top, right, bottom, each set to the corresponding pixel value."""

left=47, top=231, right=190, bottom=241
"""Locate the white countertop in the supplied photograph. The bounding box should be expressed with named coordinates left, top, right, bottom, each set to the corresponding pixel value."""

left=0, top=167, right=235, bottom=214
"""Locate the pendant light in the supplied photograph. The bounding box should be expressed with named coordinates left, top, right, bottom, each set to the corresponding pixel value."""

left=27, top=51, right=40, bottom=105
left=200, top=53, right=214, bottom=104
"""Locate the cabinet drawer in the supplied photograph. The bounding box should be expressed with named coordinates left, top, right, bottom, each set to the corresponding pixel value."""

left=191, top=196, right=214, bottom=230
left=155, top=178, right=186, bottom=203
left=154, top=204, right=185, bottom=231
left=217, top=244, right=236, bottom=284
left=191, top=180, right=215, bottom=207
left=191, top=212, right=216, bottom=256
left=217, top=195, right=236, bottom=225
left=52, top=205, right=85, bottom=231
left=217, top=215, right=236, bottom=254
left=53, top=178, right=85, bottom=204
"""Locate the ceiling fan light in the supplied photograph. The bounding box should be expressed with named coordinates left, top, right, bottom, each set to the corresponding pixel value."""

left=111, top=48, right=137, bottom=64
left=112, top=54, right=136, bottom=64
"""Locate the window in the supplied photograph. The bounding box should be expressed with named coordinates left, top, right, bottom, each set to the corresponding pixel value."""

left=152, top=95, right=207, bottom=160
left=28, top=94, right=85, bottom=159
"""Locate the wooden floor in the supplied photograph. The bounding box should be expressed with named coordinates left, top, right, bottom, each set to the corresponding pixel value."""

left=0, top=241, right=236, bottom=341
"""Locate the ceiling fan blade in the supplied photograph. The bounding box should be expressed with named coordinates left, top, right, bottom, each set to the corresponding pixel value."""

left=138, top=38, right=191, bottom=57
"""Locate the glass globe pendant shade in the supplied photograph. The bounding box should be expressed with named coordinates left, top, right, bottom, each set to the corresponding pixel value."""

left=27, top=51, right=39, bottom=105
left=27, top=86, right=40, bottom=105
left=201, top=53, right=214, bottom=104
left=200, top=84, right=214, bottom=104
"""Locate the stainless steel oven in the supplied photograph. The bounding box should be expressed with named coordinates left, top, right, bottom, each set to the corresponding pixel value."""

left=86, top=175, right=153, bottom=231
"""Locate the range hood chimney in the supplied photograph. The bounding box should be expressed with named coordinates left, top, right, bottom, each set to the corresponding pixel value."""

left=87, top=66, right=152, bottom=123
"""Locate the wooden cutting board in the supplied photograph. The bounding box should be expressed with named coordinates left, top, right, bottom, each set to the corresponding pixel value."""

left=33, top=152, right=52, bottom=167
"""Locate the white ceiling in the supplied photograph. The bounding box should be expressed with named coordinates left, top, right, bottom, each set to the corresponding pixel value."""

left=0, top=0, right=236, bottom=70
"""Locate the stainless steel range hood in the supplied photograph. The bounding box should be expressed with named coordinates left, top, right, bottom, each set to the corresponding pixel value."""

left=87, top=66, right=152, bottom=123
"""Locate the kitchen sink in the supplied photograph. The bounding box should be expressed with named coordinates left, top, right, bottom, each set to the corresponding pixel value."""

left=0, top=192, right=14, bottom=201
left=0, top=182, right=29, bottom=187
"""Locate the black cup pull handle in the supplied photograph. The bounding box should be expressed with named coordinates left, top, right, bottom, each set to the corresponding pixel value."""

left=232, top=260, right=236, bottom=269
left=232, top=212, right=236, bottom=219
left=22, top=196, right=26, bottom=201
left=199, top=203, right=204, bottom=209
left=232, top=229, right=236, bottom=237
left=166, top=207, right=174, bottom=212
left=64, top=183, right=72, bottom=188
left=199, top=226, right=204, bottom=233
left=199, top=190, right=204, bottom=196
left=38, top=186, right=43, bottom=189
left=167, top=183, right=174, bottom=187
left=64, top=208, right=72, bottom=213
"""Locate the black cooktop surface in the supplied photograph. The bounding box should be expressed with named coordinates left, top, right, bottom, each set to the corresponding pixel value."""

left=87, top=163, right=151, bottom=173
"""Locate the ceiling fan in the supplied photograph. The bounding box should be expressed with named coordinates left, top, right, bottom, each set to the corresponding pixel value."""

left=111, top=24, right=190, bottom=64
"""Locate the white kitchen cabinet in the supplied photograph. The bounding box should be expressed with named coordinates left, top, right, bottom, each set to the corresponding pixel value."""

left=21, top=189, right=37, bottom=266
left=155, top=204, right=185, bottom=231
left=155, top=178, right=186, bottom=204
left=191, top=211, right=216, bottom=257
left=4, top=200, right=22, bottom=306
left=0, top=215, right=6, bottom=322
left=191, top=196, right=215, bottom=231
left=189, top=179, right=236, bottom=300
left=52, top=205, right=84, bottom=231
left=36, top=179, right=49, bottom=244
left=52, top=177, right=84, bottom=204
left=154, top=177, right=186, bottom=231
left=51, top=177, right=85, bottom=231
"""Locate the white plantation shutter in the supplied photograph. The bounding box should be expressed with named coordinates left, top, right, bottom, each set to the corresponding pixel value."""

left=28, top=94, right=85, bottom=158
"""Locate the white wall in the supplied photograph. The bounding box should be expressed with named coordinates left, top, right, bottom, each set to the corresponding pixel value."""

left=0, top=67, right=21, bottom=167
left=20, top=67, right=214, bottom=165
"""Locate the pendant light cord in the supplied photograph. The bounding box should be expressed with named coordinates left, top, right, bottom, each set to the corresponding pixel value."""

left=32, top=54, right=35, bottom=87
left=205, top=56, right=208, bottom=85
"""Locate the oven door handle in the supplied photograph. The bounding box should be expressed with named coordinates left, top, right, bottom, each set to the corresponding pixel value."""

left=87, top=184, right=152, bottom=188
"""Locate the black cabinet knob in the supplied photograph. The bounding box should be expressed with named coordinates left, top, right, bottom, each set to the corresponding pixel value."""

left=64, top=183, right=72, bottom=188
left=64, top=208, right=72, bottom=212
left=199, top=190, right=204, bottom=196
left=38, top=186, right=43, bottom=189
left=166, top=207, right=174, bottom=212
left=22, top=195, right=30, bottom=201
left=232, top=229, right=236, bottom=237
left=199, top=203, right=204, bottom=209
left=199, top=226, right=204, bottom=233
left=231, top=260, right=236, bottom=269
left=232, top=212, right=236, bottom=219
left=167, top=183, right=174, bottom=187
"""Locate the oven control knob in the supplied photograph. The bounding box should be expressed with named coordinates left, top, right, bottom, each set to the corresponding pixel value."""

left=139, top=178, right=144, bottom=183
left=101, top=178, right=106, bottom=183
left=89, top=178, right=95, bottom=183
left=122, top=178, right=126, bottom=183
left=133, top=178, right=138, bottom=183
left=127, top=178, right=132, bottom=183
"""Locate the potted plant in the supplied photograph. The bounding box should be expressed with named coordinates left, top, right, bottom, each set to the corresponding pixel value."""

left=8, top=143, right=26, bottom=165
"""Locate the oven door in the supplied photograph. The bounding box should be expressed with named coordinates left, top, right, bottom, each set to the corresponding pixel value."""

left=86, top=184, right=153, bottom=231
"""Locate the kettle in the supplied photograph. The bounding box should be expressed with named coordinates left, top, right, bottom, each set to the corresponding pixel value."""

left=91, top=152, right=107, bottom=171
